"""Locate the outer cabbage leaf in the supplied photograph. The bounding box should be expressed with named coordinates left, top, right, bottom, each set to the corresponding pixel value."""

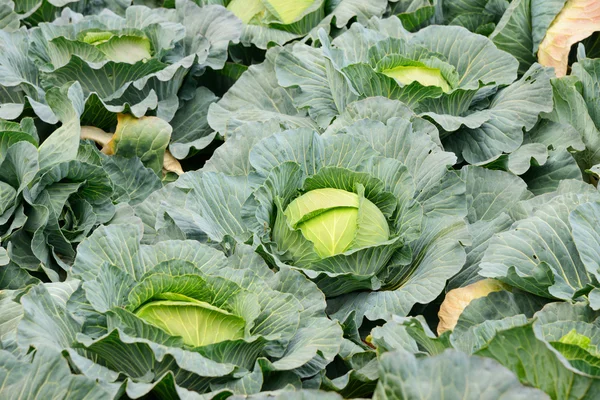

left=0, top=345, right=119, bottom=400
left=490, top=0, right=566, bottom=74
left=447, top=166, right=532, bottom=289
left=480, top=191, right=600, bottom=301
left=448, top=289, right=549, bottom=353
left=374, top=349, right=549, bottom=400
left=442, top=0, right=510, bottom=36
left=476, top=322, right=600, bottom=399
left=208, top=50, right=317, bottom=137
left=388, top=0, right=436, bottom=32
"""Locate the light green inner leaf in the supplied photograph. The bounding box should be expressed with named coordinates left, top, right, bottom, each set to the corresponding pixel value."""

left=135, top=292, right=245, bottom=347
left=264, top=0, right=315, bottom=24
left=382, top=65, right=451, bottom=92
left=354, top=193, right=390, bottom=248
left=284, top=187, right=359, bottom=227
left=284, top=188, right=389, bottom=258
left=227, top=0, right=266, bottom=24
left=81, top=31, right=114, bottom=45
left=559, top=329, right=600, bottom=356
left=298, top=207, right=358, bottom=258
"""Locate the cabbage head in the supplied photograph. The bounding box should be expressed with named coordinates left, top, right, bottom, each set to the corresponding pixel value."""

left=280, top=187, right=389, bottom=259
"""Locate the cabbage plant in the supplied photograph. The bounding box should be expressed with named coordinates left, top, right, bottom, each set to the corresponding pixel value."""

left=0, top=220, right=343, bottom=398
left=0, top=0, right=242, bottom=157
left=479, top=183, right=600, bottom=303
left=0, top=0, right=135, bottom=30
left=209, top=16, right=554, bottom=165
left=369, top=301, right=600, bottom=399
left=139, top=98, right=468, bottom=327
left=457, top=298, right=600, bottom=395
left=226, top=0, right=328, bottom=49
left=373, top=349, right=549, bottom=400
left=0, top=83, right=167, bottom=281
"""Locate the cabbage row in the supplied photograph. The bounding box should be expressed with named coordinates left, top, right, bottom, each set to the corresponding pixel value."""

left=1, top=1, right=600, bottom=399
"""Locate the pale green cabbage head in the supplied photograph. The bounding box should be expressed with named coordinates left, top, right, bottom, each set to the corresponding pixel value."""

left=283, top=188, right=389, bottom=258
left=134, top=293, right=245, bottom=347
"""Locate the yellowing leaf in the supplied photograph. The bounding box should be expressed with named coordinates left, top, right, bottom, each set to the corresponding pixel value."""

left=81, top=118, right=182, bottom=175
left=80, top=126, right=113, bottom=152
left=437, top=279, right=506, bottom=334
left=538, top=0, right=600, bottom=77
left=163, top=150, right=184, bottom=176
